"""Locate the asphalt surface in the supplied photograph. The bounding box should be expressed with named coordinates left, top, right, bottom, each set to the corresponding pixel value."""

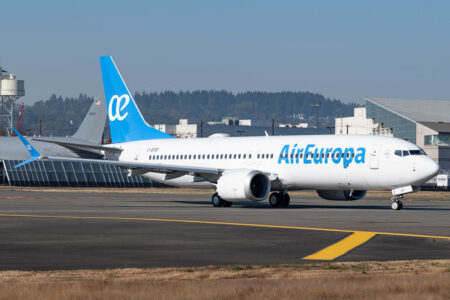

left=0, top=189, right=449, bottom=270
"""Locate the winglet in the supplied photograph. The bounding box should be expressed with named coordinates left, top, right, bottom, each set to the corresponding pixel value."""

left=13, top=127, right=42, bottom=168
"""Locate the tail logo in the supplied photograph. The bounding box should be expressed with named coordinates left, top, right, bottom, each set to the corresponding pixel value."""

left=108, top=94, right=130, bottom=121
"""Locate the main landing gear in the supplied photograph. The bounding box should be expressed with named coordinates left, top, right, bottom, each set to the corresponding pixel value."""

left=269, top=192, right=290, bottom=208
left=211, top=193, right=232, bottom=207
left=390, top=195, right=403, bottom=210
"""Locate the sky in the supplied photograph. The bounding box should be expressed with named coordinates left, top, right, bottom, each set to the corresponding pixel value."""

left=1, top=0, right=450, bottom=104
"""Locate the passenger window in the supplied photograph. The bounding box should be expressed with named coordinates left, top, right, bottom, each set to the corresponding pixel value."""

left=238, top=154, right=241, bottom=159
left=270, top=154, right=273, bottom=159
left=300, top=153, right=303, bottom=158
left=207, top=154, right=210, bottom=159
left=257, top=154, right=260, bottom=159
left=233, top=154, right=237, bottom=159
left=243, top=154, right=246, bottom=159
left=249, top=154, right=252, bottom=159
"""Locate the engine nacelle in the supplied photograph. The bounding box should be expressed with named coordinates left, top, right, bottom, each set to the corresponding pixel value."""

left=216, top=169, right=270, bottom=201
left=317, top=190, right=367, bottom=201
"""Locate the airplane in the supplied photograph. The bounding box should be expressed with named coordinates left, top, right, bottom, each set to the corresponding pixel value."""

left=13, top=56, right=440, bottom=210
left=0, top=98, right=107, bottom=161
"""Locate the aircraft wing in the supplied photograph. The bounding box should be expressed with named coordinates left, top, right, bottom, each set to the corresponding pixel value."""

left=37, top=156, right=220, bottom=175
left=32, top=137, right=122, bottom=153
left=13, top=128, right=220, bottom=179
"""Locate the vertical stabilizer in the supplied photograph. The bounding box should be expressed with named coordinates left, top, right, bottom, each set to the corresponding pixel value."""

left=100, top=56, right=173, bottom=143
left=72, top=99, right=107, bottom=144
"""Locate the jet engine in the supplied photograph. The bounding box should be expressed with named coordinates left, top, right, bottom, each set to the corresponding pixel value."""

left=317, top=190, right=367, bottom=201
left=216, top=169, right=270, bottom=201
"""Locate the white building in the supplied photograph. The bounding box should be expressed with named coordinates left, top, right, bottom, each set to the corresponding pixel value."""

left=335, top=107, right=392, bottom=136
left=153, top=119, right=197, bottom=138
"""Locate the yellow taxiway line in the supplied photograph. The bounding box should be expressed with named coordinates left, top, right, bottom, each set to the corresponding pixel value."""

left=0, top=213, right=449, bottom=240
left=0, top=213, right=448, bottom=261
left=303, top=232, right=376, bottom=260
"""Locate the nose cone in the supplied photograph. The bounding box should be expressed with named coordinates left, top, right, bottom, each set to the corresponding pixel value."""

left=422, top=158, right=440, bottom=182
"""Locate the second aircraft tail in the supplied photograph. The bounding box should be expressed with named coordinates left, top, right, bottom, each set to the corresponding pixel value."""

left=100, top=56, right=174, bottom=143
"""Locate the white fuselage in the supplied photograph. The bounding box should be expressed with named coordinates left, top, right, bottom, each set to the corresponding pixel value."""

left=111, top=135, right=439, bottom=191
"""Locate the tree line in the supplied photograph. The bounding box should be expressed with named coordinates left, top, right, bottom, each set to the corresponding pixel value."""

left=14, top=91, right=356, bottom=136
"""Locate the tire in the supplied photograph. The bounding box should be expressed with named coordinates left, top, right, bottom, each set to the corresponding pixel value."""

left=223, top=200, right=232, bottom=207
left=280, top=193, right=290, bottom=208
left=269, top=192, right=281, bottom=208
left=391, top=201, right=400, bottom=210
left=212, top=193, right=224, bottom=207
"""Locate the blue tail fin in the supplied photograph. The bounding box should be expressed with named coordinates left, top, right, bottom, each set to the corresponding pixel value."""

left=100, top=56, right=174, bottom=143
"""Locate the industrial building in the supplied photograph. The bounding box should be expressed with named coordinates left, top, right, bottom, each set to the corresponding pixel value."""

left=335, top=97, right=450, bottom=189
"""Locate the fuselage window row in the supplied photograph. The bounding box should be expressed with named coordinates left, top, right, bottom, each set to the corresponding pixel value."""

left=149, top=153, right=274, bottom=161
left=279, top=152, right=355, bottom=159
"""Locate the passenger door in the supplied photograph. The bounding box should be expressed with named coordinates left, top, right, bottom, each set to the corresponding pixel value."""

left=369, top=145, right=382, bottom=169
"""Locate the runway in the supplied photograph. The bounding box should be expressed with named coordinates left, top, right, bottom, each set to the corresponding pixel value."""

left=0, top=188, right=449, bottom=270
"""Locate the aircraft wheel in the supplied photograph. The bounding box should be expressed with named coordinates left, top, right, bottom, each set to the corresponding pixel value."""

left=391, top=200, right=403, bottom=210
left=280, top=193, right=290, bottom=208
left=269, top=192, right=282, bottom=208
left=212, top=193, right=224, bottom=207
left=223, top=200, right=232, bottom=207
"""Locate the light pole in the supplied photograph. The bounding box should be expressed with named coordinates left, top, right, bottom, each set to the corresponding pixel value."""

left=311, top=102, right=321, bottom=134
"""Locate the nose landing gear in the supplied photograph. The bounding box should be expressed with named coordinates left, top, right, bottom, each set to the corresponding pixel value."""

left=390, top=195, right=403, bottom=210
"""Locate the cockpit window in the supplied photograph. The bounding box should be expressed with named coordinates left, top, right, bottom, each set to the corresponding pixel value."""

left=395, top=149, right=426, bottom=157
left=409, top=150, right=422, bottom=155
